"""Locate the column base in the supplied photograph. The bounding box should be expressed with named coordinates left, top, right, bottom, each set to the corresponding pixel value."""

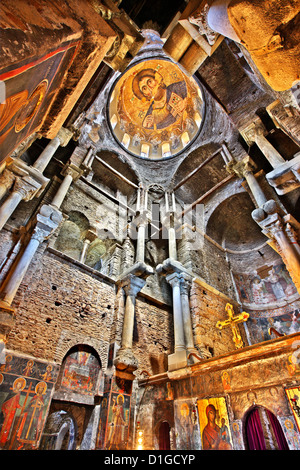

left=0, top=301, right=16, bottom=341
left=168, top=349, right=187, bottom=371
left=114, top=348, right=138, bottom=373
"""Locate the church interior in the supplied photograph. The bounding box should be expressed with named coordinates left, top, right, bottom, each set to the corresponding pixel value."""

left=0, top=0, right=300, bottom=451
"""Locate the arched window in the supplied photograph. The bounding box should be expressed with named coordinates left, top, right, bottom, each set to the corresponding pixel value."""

left=56, top=345, right=102, bottom=398
left=245, top=406, right=289, bottom=450
left=158, top=421, right=171, bottom=450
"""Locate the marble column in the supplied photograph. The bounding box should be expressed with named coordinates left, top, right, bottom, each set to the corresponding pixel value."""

left=166, top=272, right=187, bottom=371
left=252, top=203, right=300, bottom=292
left=228, top=157, right=300, bottom=293
left=0, top=128, right=73, bottom=230
left=242, top=121, right=286, bottom=169
left=0, top=176, right=42, bottom=231
left=135, top=188, right=151, bottom=264
left=51, top=163, right=83, bottom=210
left=79, top=228, right=97, bottom=264
left=0, top=204, right=62, bottom=341
left=227, top=156, right=267, bottom=207
left=114, top=274, right=146, bottom=372
left=179, top=273, right=198, bottom=362
left=163, top=192, right=178, bottom=260
left=32, top=127, right=73, bottom=173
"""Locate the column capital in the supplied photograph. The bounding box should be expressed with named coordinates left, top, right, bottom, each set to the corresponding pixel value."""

left=240, top=119, right=266, bottom=146
left=57, top=127, right=73, bottom=147
left=13, top=175, right=42, bottom=201
left=121, top=274, right=146, bottom=297
left=33, top=204, right=63, bottom=241
left=179, top=272, right=193, bottom=295
left=166, top=271, right=181, bottom=288
left=227, top=156, right=257, bottom=179
left=61, top=163, right=83, bottom=182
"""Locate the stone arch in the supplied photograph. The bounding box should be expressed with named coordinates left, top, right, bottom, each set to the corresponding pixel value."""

left=243, top=405, right=289, bottom=450
left=39, top=410, right=77, bottom=450
left=206, top=191, right=264, bottom=251
left=54, top=210, right=91, bottom=260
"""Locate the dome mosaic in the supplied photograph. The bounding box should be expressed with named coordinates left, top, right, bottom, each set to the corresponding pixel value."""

left=108, top=58, right=205, bottom=160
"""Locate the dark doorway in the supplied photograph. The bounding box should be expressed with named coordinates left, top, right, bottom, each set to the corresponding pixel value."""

left=159, top=421, right=171, bottom=450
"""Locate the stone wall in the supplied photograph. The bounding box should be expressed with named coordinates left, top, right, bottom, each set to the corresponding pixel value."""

left=190, top=281, right=244, bottom=358
left=6, top=247, right=116, bottom=369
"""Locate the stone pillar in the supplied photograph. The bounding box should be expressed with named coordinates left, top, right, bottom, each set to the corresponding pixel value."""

left=134, top=189, right=151, bottom=264
left=242, top=120, right=286, bottom=169
left=228, top=156, right=300, bottom=293
left=32, top=127, right=73, bottom=173
left=227, top=156, right=268, bottom=207
left=166, top=272, right=187, bottom=371
left=79, top=228, right=97, bottom=264
left=0, top=128, right=73, bottom=230
left=114, top=274, right=146, bottom=373
left=163, top=192, right=178, bottom=260
left=0, top=204, right=62, bottom=342
left=252, top=202, right=300, bottom=293
left=0, top=175, right=43, bottom=231
left=179, top=273, right=198, bottom=362
left=51, top=164, right=83, bottom=209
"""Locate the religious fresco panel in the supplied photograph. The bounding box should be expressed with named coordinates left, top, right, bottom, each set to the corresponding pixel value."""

left=197, top=396, right=233, bottom=450
left=96, top=374, right=132, bottom=450
left=174, top=400, right=201, bottom=450
left=233, top=263, right=298, bottom=307
left=59, top=347, right=102, bottom=396
left=285, top=386, right=300, bottom=433
left=0, top=351, right=59, bottom=450
left=0, top=40, right=79, bottom=163
left=233, top=262, right=300, bottom=343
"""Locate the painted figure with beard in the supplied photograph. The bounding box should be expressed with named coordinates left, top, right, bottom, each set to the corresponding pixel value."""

left=132, top=68, right=187, bottom=130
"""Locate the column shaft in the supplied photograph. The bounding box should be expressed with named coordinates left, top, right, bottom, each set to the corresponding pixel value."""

left=136, top=224, right=146, bottom=263
left=121, top=293, right=136, bottom=350
left=33, top=135, right=61, bottom=172
left=169, top=226, right=177, bottom=260
left=255, top=133, right=286, bottom=168
left=244, top=171, right=268, bottom=207
left=0, top=191, right=23, bottom=231
left=167, top=273, right=185, bottom=352
left=180, top=275, right=195, bottom=353
left=1, top=236, right=40, bottom=306
left=51, top=174, right=73, bottom=209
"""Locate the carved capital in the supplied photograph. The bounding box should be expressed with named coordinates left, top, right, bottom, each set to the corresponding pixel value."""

left=240, top=119, right=266, bottom=146
left=121, top=274, right=146, bottom=298
left=166, top=272, right=181, bottom=288
left=32, top=204, right=63, bottom=242
left=13, top=175, right=42, bottom=201
left=57, top=127, right=73, bottom=147
left=113, top=347, right=138, bottom=372
left=179, top=272, right=193, bottom=296
left=61, top=163, right=83, bottom=182
left=189, top=3, right=218, bottom=46
left=227, top=156, right=256, bottom=179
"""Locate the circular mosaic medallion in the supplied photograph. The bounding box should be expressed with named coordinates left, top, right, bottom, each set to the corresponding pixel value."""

left=108, top=58, right=204, bottom=159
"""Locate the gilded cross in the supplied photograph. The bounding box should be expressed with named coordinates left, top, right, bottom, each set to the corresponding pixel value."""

left=216, top=303, right=249, bottom=349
